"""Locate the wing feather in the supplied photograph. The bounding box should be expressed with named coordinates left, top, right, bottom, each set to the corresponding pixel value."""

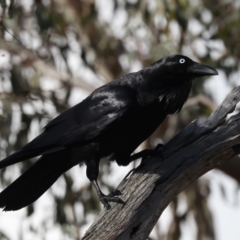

left=22, top=85, right=137, bottom=152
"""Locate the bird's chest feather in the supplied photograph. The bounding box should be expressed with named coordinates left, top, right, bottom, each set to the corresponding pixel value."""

left=130, top=103, right=165, bottom=134
left=104, top=102, right=165, bottom=146
left=98, top=103, right=165, bottom=159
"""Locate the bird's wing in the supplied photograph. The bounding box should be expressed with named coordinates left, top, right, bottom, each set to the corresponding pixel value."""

left=61, top=84, right=137, bottom=146
left=0, top=84, right=137, bottom=168
left=25, top=84, right=137, bottom=151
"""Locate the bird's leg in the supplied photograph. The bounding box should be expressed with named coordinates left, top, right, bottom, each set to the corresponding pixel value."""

left=86, top=159, right=124, bottom=210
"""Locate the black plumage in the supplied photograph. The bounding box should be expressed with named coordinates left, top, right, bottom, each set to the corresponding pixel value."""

left=0, top=55, right=218, bottom=210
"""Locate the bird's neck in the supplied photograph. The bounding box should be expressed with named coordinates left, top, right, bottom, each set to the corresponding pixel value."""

left=113, top=71, right=192, bottom=114
left=159, top=82, right=192, bottom=114
left=137, top=80, right=192, bottom=114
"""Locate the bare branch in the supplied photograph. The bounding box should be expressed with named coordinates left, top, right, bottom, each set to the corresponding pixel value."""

left=83, top=86, right=240, bottom=240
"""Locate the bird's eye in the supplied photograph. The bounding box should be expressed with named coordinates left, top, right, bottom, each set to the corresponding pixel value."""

left=179, top=59, right=185, bottom=64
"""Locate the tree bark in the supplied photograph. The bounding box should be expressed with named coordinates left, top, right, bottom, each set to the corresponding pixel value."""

left=83, top=86, right=240, bottom=240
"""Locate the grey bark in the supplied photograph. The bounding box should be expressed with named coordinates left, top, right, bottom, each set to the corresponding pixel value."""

left=83, top=86, right=240, bottom=240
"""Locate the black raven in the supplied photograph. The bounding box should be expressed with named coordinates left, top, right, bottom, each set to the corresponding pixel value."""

left=0, top=55, right=218, bottom=210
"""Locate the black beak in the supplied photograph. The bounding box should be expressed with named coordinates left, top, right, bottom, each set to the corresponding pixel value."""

left=188, top=62, right=218, bottom=77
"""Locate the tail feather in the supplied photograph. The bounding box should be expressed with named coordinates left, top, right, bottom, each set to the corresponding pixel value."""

left=0, top=146, right=65, bottom=169
left=0, top=150, right=40, bottom=169
left=0, top=151, right=72, bottom=211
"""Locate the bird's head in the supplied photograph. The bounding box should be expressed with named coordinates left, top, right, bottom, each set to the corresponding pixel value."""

left=141, top=54, right=218, bottom=88
left=137, top=54, right=218, bottom=109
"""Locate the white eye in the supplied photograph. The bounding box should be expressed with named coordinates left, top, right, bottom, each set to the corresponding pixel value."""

left=179, top=58, right=185, bottom=64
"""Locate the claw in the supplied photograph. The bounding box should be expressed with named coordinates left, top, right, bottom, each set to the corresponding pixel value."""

left=100, top=191, right=125, bottom=209
left=155, top=143, right=166, bottom=151
left=101, top=198, right=111, bottom=210
left=91, top=181, right=125, bottom=209
left=108, top=189, right=122, bottom=197
left=154, top=143, right=165, bottom=159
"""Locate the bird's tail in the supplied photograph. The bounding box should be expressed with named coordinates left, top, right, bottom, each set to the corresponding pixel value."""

left=0, top=146, right=64, bottom=169
left=0, top=150, right=41, bottom=169
left=0, top=151, right=72, bottom=211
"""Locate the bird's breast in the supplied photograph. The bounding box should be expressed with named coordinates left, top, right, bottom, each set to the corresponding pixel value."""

left=98, top=103, right=166, bottom=158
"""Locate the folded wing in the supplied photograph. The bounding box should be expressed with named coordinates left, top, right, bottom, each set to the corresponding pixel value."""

left=0, top=84, right=137, bottom=168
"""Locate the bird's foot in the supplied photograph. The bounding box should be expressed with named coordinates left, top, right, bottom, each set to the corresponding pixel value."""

left=99, top=190, right=125, bottom=210
left=155, top=143, right=166, bottom=152
left=108, top=189, right=122, bottom=197
left=142, top=143, right=165, bottom=160
left=154, top=143, right=165, bottom=159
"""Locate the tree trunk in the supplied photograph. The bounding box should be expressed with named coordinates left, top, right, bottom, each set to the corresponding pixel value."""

left=83, top=86, right=240, bottom=240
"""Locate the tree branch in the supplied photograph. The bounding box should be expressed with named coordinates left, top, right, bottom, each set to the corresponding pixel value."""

left=83, top=86, right=240, bottom=240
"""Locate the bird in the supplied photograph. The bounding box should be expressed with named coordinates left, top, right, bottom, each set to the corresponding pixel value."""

left=0, top=55, right=218, bottom=211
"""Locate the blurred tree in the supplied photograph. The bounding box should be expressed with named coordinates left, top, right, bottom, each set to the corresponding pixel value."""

left=0, top=0, right=239, bottom=239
